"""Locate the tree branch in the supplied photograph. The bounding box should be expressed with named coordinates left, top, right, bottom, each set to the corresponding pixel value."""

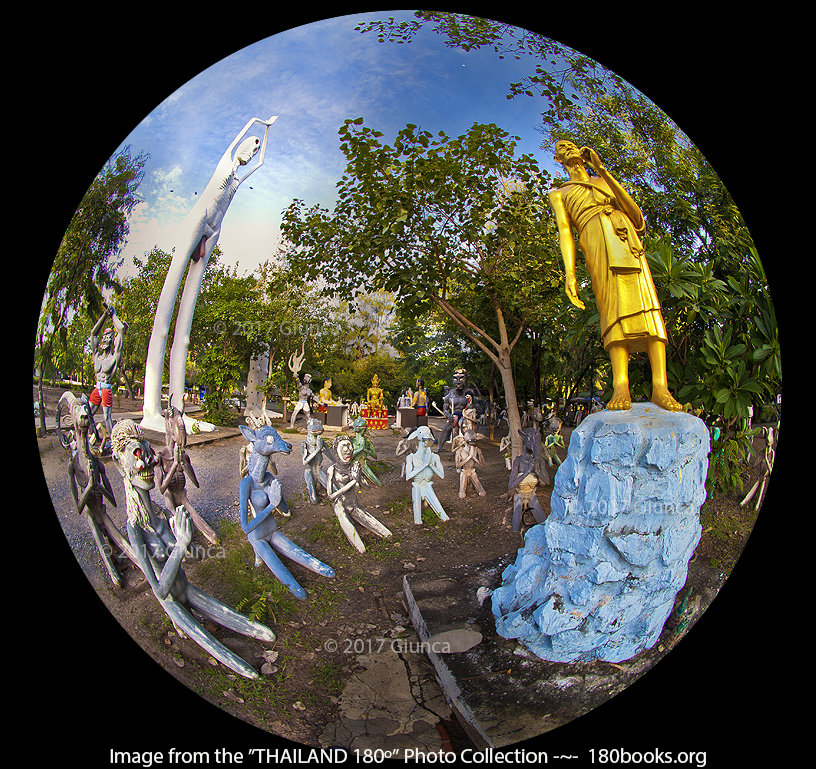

left=432, top=296, right=501, bottom=367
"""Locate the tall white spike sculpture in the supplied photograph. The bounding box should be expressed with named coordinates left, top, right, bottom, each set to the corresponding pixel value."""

left=141, top=116, right=278, bottom=433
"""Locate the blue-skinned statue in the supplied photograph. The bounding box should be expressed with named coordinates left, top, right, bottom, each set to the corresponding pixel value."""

left=238, top=424, right=335, bottom=599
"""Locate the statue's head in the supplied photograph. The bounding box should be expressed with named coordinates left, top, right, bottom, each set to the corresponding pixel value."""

left=453, top=368, right=467, bottom=390
left=100, top=327, right=115, bottom=351
left=409, top=425, right=435, bottom=445
left=306, top=418, right=324, bottom=435
left=303, top=373, right=312, bottom=384
left=332, top=434, right=354, bottom=464
left=238, top=424, right=293, bottom=457
left=416, top=378, right=424, bottom=390
left=553, top=140, right=582, bottom=167
left=235, top=136, right=261, bottom=166
left=353, top=416, right=367, bottom=433
left=111, top=420, right=156, bottom=491
left=519, top=427, right=542, bottom=457
left=324, top=378, right=332, bottom=389
left=163, top=395, right=187, bottom=449
left=371, top=375, right=380, bottom=387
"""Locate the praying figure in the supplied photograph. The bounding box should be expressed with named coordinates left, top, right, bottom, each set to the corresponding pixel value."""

left=405, top=426, right=449, bottom=525
left=454, top=429, right=487, bottom=499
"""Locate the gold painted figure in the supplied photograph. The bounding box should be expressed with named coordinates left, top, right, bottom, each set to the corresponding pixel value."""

left=318, top=378, right=338, bottom=409
left=548, top=140, right=681, bottom=412
left=366, top=375, right=385, bottom=411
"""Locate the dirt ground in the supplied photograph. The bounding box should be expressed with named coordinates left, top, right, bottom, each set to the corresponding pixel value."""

left=35, top=384, right=772, bottom=753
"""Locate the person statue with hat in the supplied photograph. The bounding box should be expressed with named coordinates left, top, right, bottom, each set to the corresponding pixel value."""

left=404, top=425, right=449, bottom=525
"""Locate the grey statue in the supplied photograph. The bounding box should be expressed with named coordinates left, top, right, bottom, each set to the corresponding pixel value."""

left=405, top=426, right=449, bottom=525
left=239, top=424, right=336, bottom=599
left=110, top=419, right=275, bottom=679
left=88, top=301, right=127, bottom=442
left=507, top=428, right=550, bottom=532
left=326, top=434, right=393, bottom=553
left=156, top=397, right=219, bottom=545
left=287, top=341, right=313, bottom=428
left=57, top=391, right=137, bottom=587
left=302, top=417, right=335, bottom=504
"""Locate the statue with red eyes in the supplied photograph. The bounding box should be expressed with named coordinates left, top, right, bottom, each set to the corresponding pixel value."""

left=110, top=419, right=275, bottom=679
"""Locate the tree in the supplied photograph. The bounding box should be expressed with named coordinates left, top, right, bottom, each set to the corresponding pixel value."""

left=35, top=146, right=147, bottom=435
left=281, top=120, right=559, bottom=457
left=188, top=261, right=270, bottom=424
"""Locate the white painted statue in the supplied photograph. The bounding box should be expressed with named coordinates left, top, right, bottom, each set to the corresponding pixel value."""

left=404, top=425, right=449, bottom=525
left=141, top=116, right=278, bottom=432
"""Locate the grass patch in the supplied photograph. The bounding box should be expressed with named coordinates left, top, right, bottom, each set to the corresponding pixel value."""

left=312, top=660, right=345, bottom=695
left=198, top=520, right=299, bottom=626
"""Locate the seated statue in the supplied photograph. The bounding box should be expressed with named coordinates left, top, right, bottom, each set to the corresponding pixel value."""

left=366, top=374, right=384, bottom=412
left=412, top=379, right=428, bottom=416
left=318, top=378, right=337, bottom=411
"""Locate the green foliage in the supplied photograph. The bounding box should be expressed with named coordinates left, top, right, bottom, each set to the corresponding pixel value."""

left=191, top=261, right=268, bottom=423
left=200, top=521, right=298, bottom=626
left=706, top=427, right=757, bottom=496
left=281, top=119, right=557, bottom=331
left=329, top=351, right=408, bottom=405
left=37, top=146, right=148, bottom=393
left=281, top=118, right=563, bottom=454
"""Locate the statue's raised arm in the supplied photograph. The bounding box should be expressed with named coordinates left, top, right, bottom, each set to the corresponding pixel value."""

left=230, top=116, right=278, bottom=185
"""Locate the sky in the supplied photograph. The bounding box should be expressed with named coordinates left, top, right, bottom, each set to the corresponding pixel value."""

left=109, top=11, right=579, bottom=280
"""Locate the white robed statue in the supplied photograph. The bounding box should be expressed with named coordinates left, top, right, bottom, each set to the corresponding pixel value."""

left=141, top=116, right=278, bottom=432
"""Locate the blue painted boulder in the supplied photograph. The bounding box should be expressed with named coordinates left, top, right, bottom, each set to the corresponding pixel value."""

left=492, top=403, right=710, bottom=663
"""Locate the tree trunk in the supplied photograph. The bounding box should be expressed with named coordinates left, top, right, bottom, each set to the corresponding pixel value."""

left=121, top=367, right=136, bottom=399
left=488, top=362, right=496, bottom=442
left=431, top=295, right=526, bottom=458
left=532, top=336, right=542, bottom=406
left=497, top=348, right=523, bottom=458
left=37, top=369, right=47, bottom=437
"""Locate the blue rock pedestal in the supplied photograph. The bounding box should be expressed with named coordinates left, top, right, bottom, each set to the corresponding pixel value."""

left=492, top=402, right=710, bottom=663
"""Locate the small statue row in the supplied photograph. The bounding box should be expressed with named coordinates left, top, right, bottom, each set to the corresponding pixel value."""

left=287, top=343, right=390, bottom=432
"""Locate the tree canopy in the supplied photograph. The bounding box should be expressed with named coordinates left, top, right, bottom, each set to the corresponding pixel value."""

left=35, top=145, right=147, bottom=434
left=281, top=119, right=562, bottom=455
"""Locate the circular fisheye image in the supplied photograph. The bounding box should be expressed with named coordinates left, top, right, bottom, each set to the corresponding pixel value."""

left=35, top=10, right=783, bottom=764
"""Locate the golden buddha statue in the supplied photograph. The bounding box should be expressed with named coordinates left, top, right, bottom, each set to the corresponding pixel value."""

left=318, top=378, right=337, bottom=409
left=548, top=140, right=682, bottom=412
left=366, top=375, right=385, bottom=412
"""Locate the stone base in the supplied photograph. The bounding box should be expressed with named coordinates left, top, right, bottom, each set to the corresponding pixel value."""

left=326, top=404, right=348, bottom=427
left=396, top=407, right=417, bottom=429
left=492, top=403, right=709, bottom=663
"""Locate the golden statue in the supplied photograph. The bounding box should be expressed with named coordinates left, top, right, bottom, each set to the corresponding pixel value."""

left=318, top=378, right=337, bottom=409
left=366, top=375, right=385, bottom=412
left=548, top=140, right=682, bottom=412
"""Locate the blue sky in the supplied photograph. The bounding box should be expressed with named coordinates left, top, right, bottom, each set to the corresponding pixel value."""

left=110, top=12, right=587, bottom=278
